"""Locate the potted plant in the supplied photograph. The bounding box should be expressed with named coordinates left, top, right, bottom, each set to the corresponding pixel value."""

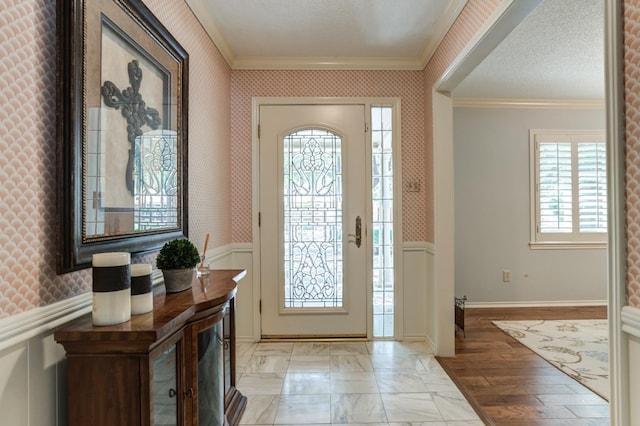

left=156, top=238, right=201, bottom=292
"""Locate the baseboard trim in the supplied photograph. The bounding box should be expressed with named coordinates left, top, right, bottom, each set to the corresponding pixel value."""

left=400, top=335, right=435, bottom=353
left=0, top=292, right=92, bottom=352
left=466, top=300, right=608, bottom=309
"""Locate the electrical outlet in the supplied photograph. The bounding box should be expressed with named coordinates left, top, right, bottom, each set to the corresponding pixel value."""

left=502, top=269, right=511, bottom=283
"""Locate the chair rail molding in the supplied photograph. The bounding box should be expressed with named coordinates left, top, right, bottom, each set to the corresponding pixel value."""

left=402, top=241, right=435, bottom=254
left=621, top=306, right=640, bottom=338
left=0, top=292, right=92, bottom=353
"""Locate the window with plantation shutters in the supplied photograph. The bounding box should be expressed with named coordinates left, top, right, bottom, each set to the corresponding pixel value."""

left=530, top=130, right=607, bottom=248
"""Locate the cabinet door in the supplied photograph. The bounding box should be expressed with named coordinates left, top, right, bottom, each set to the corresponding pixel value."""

left=187, top=307, right=226, bottom=426
left=152, top=338, right=182, bottom=426
left=223, top=306, right=232, bottom=398
left=223, top=298, right=247, bottom=426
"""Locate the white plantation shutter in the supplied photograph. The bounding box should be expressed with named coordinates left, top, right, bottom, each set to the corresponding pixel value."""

left=577, top=143, right=607, bottom=233
left=531, top=130, right=607, bottom=246
left=538, top=142, right=572, bottom=233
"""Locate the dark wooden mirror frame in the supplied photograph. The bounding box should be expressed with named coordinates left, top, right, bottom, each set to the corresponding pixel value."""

left=56, top=0, right=189, bottom=274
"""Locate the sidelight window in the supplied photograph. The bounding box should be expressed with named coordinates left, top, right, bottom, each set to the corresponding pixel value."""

left=372, top=106, right=394, bottom=337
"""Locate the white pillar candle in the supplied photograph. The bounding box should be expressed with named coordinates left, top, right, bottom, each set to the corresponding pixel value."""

left=92, top=252, right=131, bottom=326
left=131, top=263, right=153, bottom=315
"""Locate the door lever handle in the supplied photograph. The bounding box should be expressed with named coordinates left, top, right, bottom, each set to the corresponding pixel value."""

left=347, top=216, right=362, bottom=248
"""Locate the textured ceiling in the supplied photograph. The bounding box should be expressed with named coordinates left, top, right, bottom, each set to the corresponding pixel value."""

left=186, top=0, right=463, bottom=69
left=187, top=0, right=604, bottom=99
left=453, top=0, right=605, bottom=100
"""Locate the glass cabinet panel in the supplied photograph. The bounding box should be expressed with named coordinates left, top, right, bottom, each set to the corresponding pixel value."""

left=223, top=307, right=231, bottom=396
left=153, top=344, right=178, bottom=425
left=197, top=320, right=224, bottom=425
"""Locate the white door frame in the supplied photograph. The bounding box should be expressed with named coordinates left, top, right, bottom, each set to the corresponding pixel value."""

left=431, top=0, right=627, bottom=423
left=251, top=97, right=403, bottom=341
left=431, top=0, right=542, bottom=357
left=259, top=104, right=368, bottom=337
left=604, top=1, right=629, bottom=424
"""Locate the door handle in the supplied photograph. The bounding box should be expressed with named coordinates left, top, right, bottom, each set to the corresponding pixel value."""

left=347, top=216, right=362, bottom=248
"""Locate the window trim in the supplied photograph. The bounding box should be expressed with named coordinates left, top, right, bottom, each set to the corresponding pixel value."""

left=529, top=129, right=607, bottom=249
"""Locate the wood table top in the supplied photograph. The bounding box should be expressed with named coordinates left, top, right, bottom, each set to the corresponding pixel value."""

left=54, top=269, right=246, bottom=352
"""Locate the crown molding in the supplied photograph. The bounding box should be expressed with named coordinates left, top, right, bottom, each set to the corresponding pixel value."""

left=419, top=0, right=469, bottom=69
left=185, top=0, right=467, bottom=71
left=185, top=0, right=237, bottom=66
left=231, top=56, right=424, bottom=71
left=453, top=97, right=605, bottom=109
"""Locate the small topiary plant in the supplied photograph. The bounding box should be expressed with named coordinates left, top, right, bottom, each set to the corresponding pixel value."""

left=156, top=239, right=201, bottom=270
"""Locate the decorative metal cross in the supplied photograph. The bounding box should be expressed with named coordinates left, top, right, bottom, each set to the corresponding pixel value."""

left=101, top=60, right=161, bottom=196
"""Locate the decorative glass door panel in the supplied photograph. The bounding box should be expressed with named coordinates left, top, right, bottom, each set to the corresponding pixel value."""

left=196, top=320, right=224, bottom=425
left=260, top=104, right=367, bottom=338
left=153, top=344, right=178, bottom=425
left=284, top=129, right=343, bottom=310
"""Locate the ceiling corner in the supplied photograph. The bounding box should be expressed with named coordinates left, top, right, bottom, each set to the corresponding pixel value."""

left=419, top=0, right=469, bottom=69
left=185, top=0, right=236, bottom=67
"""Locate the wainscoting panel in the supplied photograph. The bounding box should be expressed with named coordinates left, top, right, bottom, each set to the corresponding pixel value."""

left=0, top=244, right=235, bottom=426
left=402, top=242, right=433, bottom=343
left=630, top=334, right=640, bottom=424
left=0, top=287, right=93, bottom=425
left=0, top=242, right=434, bottom=425
left=204, top=243, right=235, bottom=269
left=29, top=334, right=67, bottom=426
left=622, top=305, right=640, bottom=425
left=235, top=242, right=434, bottom=342
left=205, top=243, right=254, bottom=341
left=230, top=243, right=255, bottom=341
left=0, top=341, right=29, bottom=424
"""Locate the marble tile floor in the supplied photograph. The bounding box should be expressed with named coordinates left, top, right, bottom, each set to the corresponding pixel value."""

left=235, top=341, right=483, bottom=426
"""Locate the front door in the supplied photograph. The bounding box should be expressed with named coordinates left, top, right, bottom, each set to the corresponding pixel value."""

left=259, top=104, right=368, bottom=338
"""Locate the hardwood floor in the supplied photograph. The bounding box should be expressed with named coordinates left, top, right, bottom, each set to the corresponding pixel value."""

left=437, top=306, right=609, bottom=425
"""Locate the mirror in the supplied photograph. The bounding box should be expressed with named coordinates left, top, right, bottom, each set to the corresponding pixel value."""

left=57, top=0, right=189, bottom=273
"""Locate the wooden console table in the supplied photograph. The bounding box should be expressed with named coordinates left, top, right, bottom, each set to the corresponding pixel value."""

left=55, top=269, right=247, bottom=426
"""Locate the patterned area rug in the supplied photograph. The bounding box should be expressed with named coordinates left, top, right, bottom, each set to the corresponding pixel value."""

left=492, top=319, right=609, bottom=401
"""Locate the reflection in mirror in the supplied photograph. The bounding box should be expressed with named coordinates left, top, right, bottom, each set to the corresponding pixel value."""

left=57, top=0, right=187, bottom=273
left=135, top=130, right=179, bottom=230
left=85, top=128, right=178, bottom=238
left=85, top=55, right=179, bottom=239
left=101, top=59, right=161, bottom=197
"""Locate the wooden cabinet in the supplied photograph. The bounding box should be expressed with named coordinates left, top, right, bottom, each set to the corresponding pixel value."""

left=55, top=269, right=247, bottom=426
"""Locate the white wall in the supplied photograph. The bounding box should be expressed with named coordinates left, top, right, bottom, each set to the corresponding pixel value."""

left=0, top=334, right=67, bottom=425
left=402, top=243, right=432, bottom=343
left=0, top=295, right=90, bottom=425
left=629, top=334, right=640, bottom=423
left=453, top=106, right=607, bottom=304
